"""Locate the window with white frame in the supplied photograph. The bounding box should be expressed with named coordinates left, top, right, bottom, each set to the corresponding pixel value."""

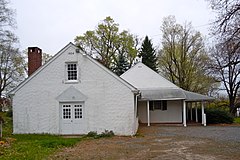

left=74, top=104, right=83, bottom=119
left=67, top=63, right=77, bottom=81
left=62, top=105, right=71, bottom=119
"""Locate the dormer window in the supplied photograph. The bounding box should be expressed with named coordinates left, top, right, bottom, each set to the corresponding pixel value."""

left=66, top=63, right=77, bottom=81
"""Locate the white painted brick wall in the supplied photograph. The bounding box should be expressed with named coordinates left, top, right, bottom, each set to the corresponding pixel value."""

left=13, top=44, right=137, bottom=135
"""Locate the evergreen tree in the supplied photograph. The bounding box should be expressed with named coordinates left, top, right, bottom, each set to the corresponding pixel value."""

left=113, top=53, right=129, bottom=76
left=139, top=36, right=158, bottom=72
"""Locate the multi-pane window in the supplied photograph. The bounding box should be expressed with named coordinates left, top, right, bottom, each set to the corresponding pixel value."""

left=67, top=63, right=77, bottom=80
left=74, top=105, right=83, bottom=119
left=149, top=100, right=167, bottom=111
left=63, top=105, right=71, bottom=119
left=154, top=101, right=162, bottom=110
left=62, top=104, right=83, bottom=119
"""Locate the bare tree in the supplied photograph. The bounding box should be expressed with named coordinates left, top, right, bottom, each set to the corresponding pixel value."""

left=210, top=40, right=240, bottom=114
left=0, top=0, right=25, bottom=97
left=207, top=0, right=240, bottom=114
left=208, top=0, right=240, bottom=40
left=158, top=16, right=217, bottom=94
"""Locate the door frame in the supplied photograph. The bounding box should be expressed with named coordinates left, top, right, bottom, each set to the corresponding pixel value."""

left=59, top=101, right=85, bottom=135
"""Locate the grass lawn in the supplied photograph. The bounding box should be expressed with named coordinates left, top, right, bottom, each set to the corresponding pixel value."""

left=0, top=112, right=83, bottom=160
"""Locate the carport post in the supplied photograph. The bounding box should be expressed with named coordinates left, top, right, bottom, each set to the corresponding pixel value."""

left=183, top=100, right=187, bottom=127
left=201, top=101, right=205, bottom=125
left=195, top=102, right=198, bottom=122
left=190, top=103, right=193, bottom=121
left=147, top=101, right=150, bottom=126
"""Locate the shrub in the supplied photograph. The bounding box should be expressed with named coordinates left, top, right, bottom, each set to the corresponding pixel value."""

left=87, top=130, right=114, bottom=139
left=99, top=130, right=114, bottom=138
left=205, top=108, right=234, bottom=124
left=234, top=117, right=240, bottom=124
left=87, top=131, right=98, bottom=138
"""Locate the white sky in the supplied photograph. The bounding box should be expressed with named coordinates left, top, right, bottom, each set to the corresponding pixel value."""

left=10, top=0, right=215, bottom=55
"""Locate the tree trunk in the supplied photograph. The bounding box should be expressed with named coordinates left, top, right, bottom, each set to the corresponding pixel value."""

left=229, top=96, right=236, bottom=116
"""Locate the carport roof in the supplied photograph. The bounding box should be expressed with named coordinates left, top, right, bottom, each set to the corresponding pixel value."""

left=184, top=90, right=214, bottom=101
left=140, top=88, right=186, bottom=100
left=139, top=88, right=214, bottom=101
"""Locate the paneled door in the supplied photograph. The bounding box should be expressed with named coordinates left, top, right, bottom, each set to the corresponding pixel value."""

left=60, top=103, right=84, bottom=134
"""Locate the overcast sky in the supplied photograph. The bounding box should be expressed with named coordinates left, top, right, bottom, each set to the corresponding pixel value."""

left=11, top=0, right=215, bottom=55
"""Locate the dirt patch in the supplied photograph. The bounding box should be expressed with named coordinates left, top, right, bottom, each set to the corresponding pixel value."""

left=49, top=126, right=240, bottom=160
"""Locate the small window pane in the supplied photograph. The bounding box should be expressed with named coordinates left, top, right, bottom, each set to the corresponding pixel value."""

left=63, top=105, right=71, bottom=119
left=154, top=101, right=162, bottom=110
left=67, top=63, right=77, bottom=80
left=74, top=105, right=82, bottom=119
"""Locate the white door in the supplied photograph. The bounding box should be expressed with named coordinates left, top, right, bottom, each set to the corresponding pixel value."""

left=60, top=103, right=84, bottom=134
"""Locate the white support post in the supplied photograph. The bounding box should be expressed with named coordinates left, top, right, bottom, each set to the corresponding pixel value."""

left=201, top=101, right=204, bottom=125
left=183, top=100, right=187, bottom=127
left=147, top=101, right=150, bottom=126
left=195, top=102, right=198, bottom=123
left=203, top=113, right=206, bottom=126
left=190, top=103, right=193, bottom=121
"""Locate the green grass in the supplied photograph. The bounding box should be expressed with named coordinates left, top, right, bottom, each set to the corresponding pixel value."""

left=0, top=112, right=12, bottom=137
left=234, top=117, right=240, bottom=124
left=0, top=112, right=83, bottom=160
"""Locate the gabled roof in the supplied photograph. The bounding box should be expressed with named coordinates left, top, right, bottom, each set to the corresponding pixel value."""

left=9, top=42, right=138, bottom=95
left=121, top=62, right=214, bottom=101
left=121, top=62, right=179, bottom=90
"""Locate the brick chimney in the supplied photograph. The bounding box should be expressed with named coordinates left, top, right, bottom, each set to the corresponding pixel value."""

left=28, top=47, right=42, bottom=76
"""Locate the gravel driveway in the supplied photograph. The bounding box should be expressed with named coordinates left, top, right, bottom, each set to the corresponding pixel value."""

left=50, top=125, right=240, bottom=160
left=154, top=126, right=240, bottom=142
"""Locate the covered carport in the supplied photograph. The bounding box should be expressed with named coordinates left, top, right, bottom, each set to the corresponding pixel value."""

left=139, top=89, right=214, bottom=127
left=183, top=90, right=215, bottom=127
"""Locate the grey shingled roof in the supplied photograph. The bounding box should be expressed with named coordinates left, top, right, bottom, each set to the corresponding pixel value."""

left=139, top=88, right=214, bottom=101
left=183, top=90, right=214, bottom=101
left=121, top=62, right=214, bottom=102
left=139, top=88, right=186, bottom=100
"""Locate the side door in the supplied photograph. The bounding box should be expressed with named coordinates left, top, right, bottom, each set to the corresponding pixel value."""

left=61, top=104, right=73, bottom=134
left=60, top=103, right=85, bottom=135
left=72, top=103, right=84, bottom=134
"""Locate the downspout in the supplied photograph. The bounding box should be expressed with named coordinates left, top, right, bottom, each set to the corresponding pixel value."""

left=135, top=93, right=141, bottom=117
left=133, top=91, right=140, bottom=135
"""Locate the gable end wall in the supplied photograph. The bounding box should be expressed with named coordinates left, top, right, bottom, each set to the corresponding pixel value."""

left=13, top=44, right=137, bottom=135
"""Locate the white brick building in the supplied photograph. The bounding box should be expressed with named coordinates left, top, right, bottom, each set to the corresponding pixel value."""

left=10, top=43, right=138, bottom=135
left=10, top=43, right=213, bottom=136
